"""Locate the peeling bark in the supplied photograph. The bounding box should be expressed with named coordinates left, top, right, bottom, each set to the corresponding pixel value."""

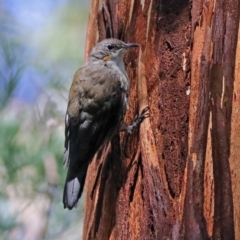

left=82, top=0, right=240, bottom=239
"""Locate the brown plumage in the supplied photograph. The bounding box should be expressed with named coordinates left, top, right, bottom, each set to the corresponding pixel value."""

left=63, top=38, right=140, bottom=209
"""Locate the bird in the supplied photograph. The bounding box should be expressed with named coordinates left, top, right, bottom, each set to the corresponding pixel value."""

left=63, top=38, right=143, bottom=210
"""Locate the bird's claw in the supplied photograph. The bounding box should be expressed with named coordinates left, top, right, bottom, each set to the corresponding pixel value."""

left=136, top=106, right=150, bottom=123
left=123, top=106, right=150, bottom=157
left=126, top=106, right=150, bottom=134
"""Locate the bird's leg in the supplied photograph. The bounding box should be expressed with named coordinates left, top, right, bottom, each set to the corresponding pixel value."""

left=121, top=106, right=149, bottom=158
left=120, top=106, right=150, bottom=134
left=127, top=106, right=150, bottom=133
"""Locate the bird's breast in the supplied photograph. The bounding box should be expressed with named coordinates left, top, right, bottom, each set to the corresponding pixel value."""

left=106, top=60, right=129, bottom=92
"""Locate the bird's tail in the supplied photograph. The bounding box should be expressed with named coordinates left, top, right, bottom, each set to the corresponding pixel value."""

left=63, top=166, right=87, bottom=210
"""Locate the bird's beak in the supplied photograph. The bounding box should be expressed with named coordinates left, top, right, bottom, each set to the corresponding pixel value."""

left=124, top=43, right=140, bottom=48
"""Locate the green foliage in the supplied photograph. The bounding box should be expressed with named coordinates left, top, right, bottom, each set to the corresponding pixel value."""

left=0, top=0, right=89, bottom=239
left=0, top=38, right=24, bottom=109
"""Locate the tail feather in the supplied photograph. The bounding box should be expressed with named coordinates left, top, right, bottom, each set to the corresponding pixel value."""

left=63, top=168, right=87, bottom=210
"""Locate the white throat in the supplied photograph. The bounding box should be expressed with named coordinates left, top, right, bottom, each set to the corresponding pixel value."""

left=107, top=53, right=127, bottom=77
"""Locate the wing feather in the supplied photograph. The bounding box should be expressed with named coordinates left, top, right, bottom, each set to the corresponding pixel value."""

left=63, top=61, right=128, bottom=209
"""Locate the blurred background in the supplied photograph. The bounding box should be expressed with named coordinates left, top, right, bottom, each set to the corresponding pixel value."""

left=0, top=0, right=89, bottom=239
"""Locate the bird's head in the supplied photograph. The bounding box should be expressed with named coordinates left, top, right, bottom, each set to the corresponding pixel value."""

left=90, top=38, right=140, bottom=62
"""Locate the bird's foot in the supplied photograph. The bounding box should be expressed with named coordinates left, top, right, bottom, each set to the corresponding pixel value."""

left=126, top=106, right=150, bottom=134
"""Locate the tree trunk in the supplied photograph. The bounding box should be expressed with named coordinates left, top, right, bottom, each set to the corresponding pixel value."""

left=83, top=0, right=240, bottom=239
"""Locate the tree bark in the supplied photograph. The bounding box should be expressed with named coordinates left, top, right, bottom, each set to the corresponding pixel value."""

left=83, top=0, right=240, bottom=239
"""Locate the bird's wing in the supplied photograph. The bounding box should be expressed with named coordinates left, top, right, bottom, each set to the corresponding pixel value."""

left=64, top=61, right=127, bottom=173
left=63, top=62, right=127, bottom=208
left=63, top=61, right=129, bottom=209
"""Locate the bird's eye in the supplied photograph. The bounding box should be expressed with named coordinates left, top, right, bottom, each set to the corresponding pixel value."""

left=107, top=44, right=114, bottom=50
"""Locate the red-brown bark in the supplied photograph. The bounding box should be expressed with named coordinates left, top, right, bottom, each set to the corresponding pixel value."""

left=83, top=0, right=240, bottom=239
